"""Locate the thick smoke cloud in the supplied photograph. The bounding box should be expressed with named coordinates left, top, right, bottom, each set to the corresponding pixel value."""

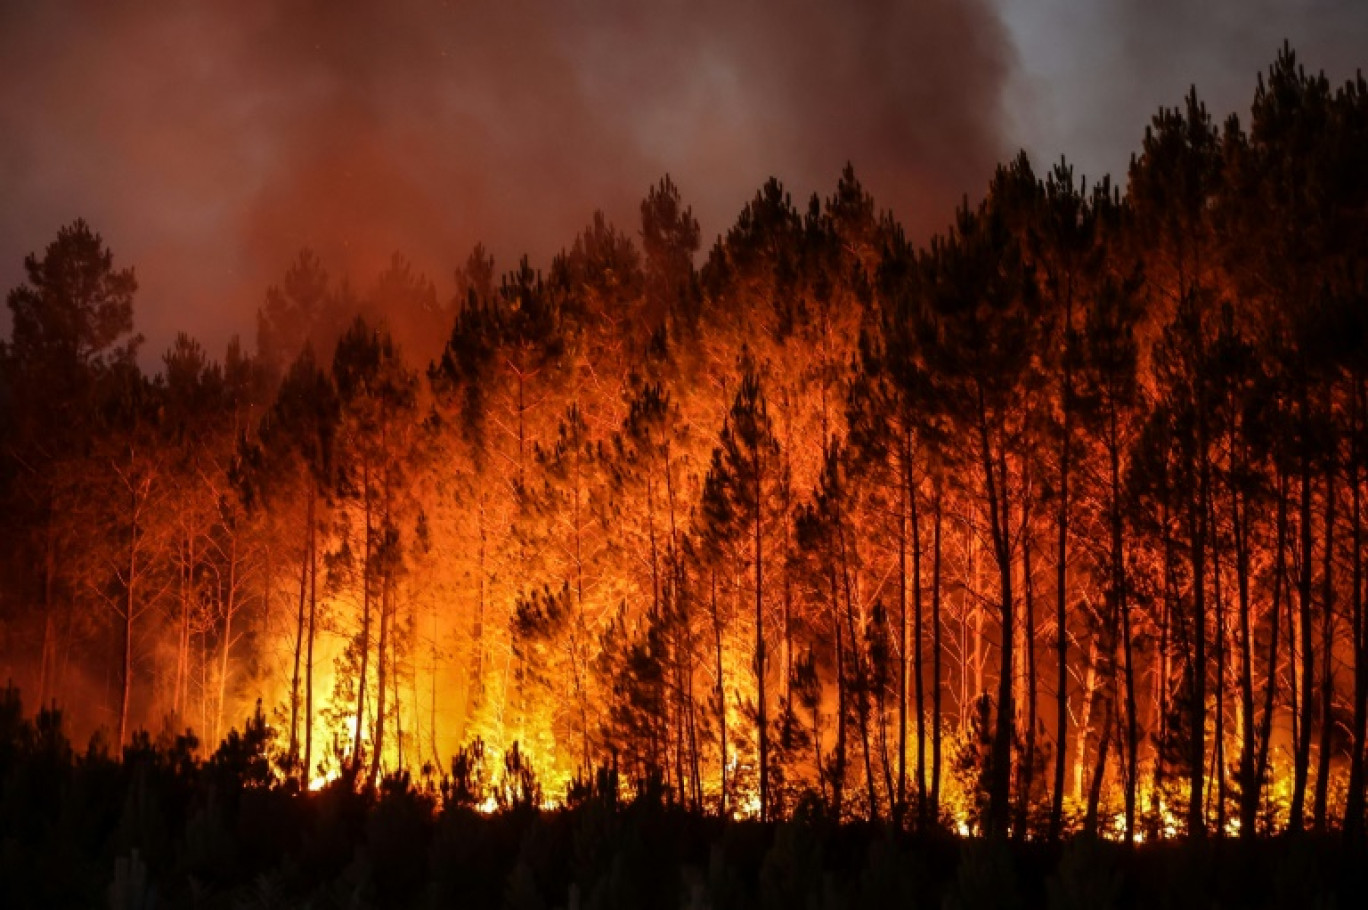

left=0, top=0, right=1013, bottom=360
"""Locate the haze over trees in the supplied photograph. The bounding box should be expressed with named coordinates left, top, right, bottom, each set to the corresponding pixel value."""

left=4, top=47, right=1368, bottom=847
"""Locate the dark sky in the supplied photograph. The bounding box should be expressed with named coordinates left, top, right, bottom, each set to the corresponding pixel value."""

left=1, top=0, right=1365, bottom=363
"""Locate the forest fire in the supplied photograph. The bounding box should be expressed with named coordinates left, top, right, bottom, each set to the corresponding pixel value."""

left=3, top=40, right=1368, bottom=908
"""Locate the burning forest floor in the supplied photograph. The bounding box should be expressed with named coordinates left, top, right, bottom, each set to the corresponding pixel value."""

left=2, top=690, right=1364, bottom=910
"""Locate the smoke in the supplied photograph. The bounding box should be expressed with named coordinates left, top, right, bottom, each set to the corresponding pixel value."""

left=0, top=0, right=1014, bottom=362
left=1002, top=0, right=1368, bottom=187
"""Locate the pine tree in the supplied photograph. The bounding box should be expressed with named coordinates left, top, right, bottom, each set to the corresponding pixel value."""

left=241, top=345, right=337, bottom=779
left=917, top=156, right=1043, bottom=837
left=700, top=356, right=785, bottom=820
left=331, top=317, right=419, bottom=781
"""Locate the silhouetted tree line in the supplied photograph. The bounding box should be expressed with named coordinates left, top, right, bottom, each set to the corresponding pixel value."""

left=2, top=687, right=1368, bottom=907
left=3, top=46, right=1368, bottom=848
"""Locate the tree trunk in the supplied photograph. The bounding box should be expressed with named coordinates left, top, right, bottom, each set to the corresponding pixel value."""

left=1051, top=346, right=1074, bottom=843
left=305, top=494, right=317, bottom=782
left=710, top=571, right=727, bottom=816
left=1346, top=380, right=1367, bottom=841
left=1084, top=698, right=1112, bottom=837
left=839, top=521, right=878, bottom=821
left=372, top=569, right=391, bottom=783
left=831, top=561, right=847, bottom=819
left=1255, top=471, right=1287, bottom=829
left=1112, top=412, right=1137, bottom=844
left=1235, top=434, right=1258, bottom=840
left=1291, top=443, right=1315, bottom=833
left=753, top=453, right=768, bottom=821
left=1210, top=494, right=1227, bottom=837
left=118, top=475, right=140, bottom=751
left=910, top=443, right=927, bottom=826
left=352, top=463, right=373, bottom=778
left=931, top=481, right=944, bottom=820
left=1189, top=435, right=1210, bottom=838
left=983, top=430, right=1014, bottom=838
left=897, top=438, right=909, bottom=822
left=216, top=532, right=238, bottom=745
left=1314, top=463, right=1337, bottom=831
left=290, top=519, right=307, bottom=764
left=1016, top=532, right=1038, bottom=840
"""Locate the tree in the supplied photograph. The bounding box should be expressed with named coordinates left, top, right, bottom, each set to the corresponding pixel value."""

left=256, top=250, right=339, bottom=381
left=700, top=357, right=785, bottom=820
left=241, top=345, right=338, bottom=779
left=640, top=175, right=702, bottom=335
left=917, top=157, right=1043, bottom=836
left=331, top=317, right=419, bottom=781
left=1, top=220, right=142, bottom=712
left=1075, top=264, right=1147, bottom=841
left=850, top=230, right=937, bottom=825
left=1128, top=87, right=1223, bottom=837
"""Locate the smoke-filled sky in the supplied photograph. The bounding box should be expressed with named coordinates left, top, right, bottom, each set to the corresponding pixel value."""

left=1, top=0, right=1366, bottom=363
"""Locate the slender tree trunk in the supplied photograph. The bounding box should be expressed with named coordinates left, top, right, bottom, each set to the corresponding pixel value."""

left=290, top=519, right=307, bottom=764
left=37, top=515, right=56, bottom=710
left=1084, top=619, right=1115, bottom=837
left=1291, top=439, right=1315, bottom=833
left=1153, top=489, right=1176, bottom=808
left=118, top=474, right=140, bottom=750
left=304, top=494, right=317, bottom=782
left=911, top=446, right=928, bottom=826
left=1256, top=471, right=1288, bottom=827
left=838, top=520, right=878, bottom=821
left=1111, top=408, right=1137, bottom=844
left=216, top=532, right=239, bottom=745
left=831, top=561, right=847, bottom=819
left=753, top=455, right=768, bottom=821
left=1235, top=436, right=1258, bottom=839
left=1189, top=432, right=1210, bottom=838
left=897, top=439, right=909, bottom=822
left=1347, top=380, right=1367, bottom=841
left=978, top=411, right=1015, bottom=837
left=1051, top=353, right=1073, bottom=843
left=1314, top=463, right=1337, bottom=831
left=931, top=480, right=944, bottom=820
left=175, top=532, right=192, bottom=719
left=1084, top=699, right=1112, bottom=837
left=1211, top=496, right=1227, bottom=837
left=711, top=571, right=727, bottom=816
left=394, top=599, right=404, bottom=775
left=352, top=464, right=373, bottom=778
left=1016, top=533, right=1038, bottom=840
left=1075, top=637, right=1099, bottom=804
